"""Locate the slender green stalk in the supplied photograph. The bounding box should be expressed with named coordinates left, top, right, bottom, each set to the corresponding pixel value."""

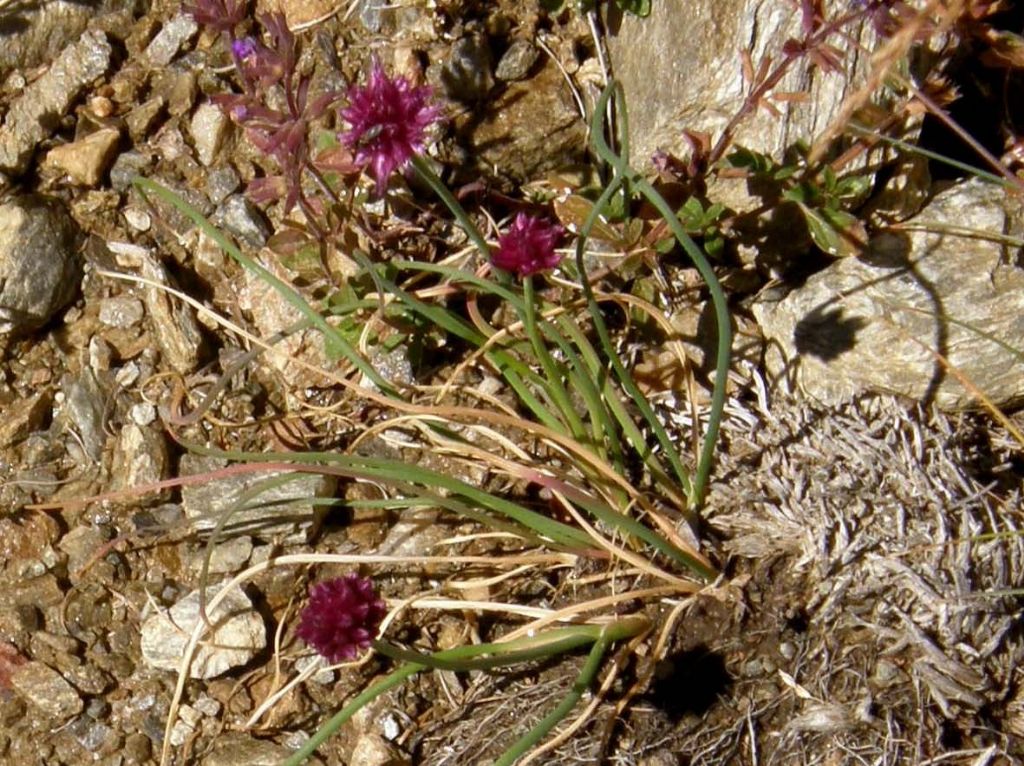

left=847, top=123, right=1012, bottom=188
left=351, top=250, right=567, bottom=433
left=574, top=171, right=693, bottom=499
left=586, top=82, right=732, bottom=509
left=175, top=439, right=596, bottom=550
left=392, top=260, right=625, bottom=472
left=410, top=154, right=492, bottom=260
left=522, top=275, right=588, bottom=441
left=280, top=662, right=420, bottom=766
left=493, top=636, right=609, bottom=766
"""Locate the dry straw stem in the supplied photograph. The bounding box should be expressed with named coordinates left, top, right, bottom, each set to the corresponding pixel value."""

left=808, top=0, right=962, bottom=165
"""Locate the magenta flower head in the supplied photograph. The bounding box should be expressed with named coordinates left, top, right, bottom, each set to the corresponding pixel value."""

left=296, top=574, right=387, bottom=663
left=491, top=213, right=564, bottom=278
left=339, top=58, right=442, bottom=191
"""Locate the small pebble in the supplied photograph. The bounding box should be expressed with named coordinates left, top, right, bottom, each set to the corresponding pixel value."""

left=88, top=335, right=113, bottom=372
left=213, top=195, right=270, bottom=247
left=206, top=166, right=240, bottom=205
left=99, top=296, right=145, bottom=328
left=144, top=13, right=198, bottom=67
left=190, top=102, right=230, bottom=166
left=90, top=96, right=115, bottom=118
left=42, top=128, right=121, bottom=187
left=114, top=362, right=141, bottom=388
left=10, top=662, right=83, bottom=723
left=496, top=38, right=539, bottom=81
left=109, top=150, right=152, bottom=192
left=130, top=403, right=157, bottom=426
left=123, top=207, right=151, bottom=232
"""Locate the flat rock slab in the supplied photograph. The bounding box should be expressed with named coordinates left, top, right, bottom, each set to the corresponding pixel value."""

left=180, top=453, right=335, bottom=542
left=10, top=661, right=83, bottom=723
left=605, top=0, right=893, bottom=177
left=0, top=30, right=112, bottom=178
left=753, top=179, right=1024, bottom=410
left=140, top=583, right=265, bottom=680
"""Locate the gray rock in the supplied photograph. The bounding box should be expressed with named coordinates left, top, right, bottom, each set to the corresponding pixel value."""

left=0, top=195, right=82, bottom=336
left=130, top=402, right=157, bottom=426
left=140, top=583, right=265, bottom=679
left=213, top=195, right=271, bottom=248
left=495, top=38, right=539, bottom=82
left=109, top=242, right=204, bottom=373
left=169, top=702, right=202, bottom=746
left=190, top=536, right=254, bottom=576
left=236, top=255, right=338, bottom=388
left=377, top=509, right=447, bottom=567
left=68, top=716, right=116, bottom=752
left=190, top=103, right=231, bottom=166
left=58, top=526, right=107, bottom=577
left=0, top=391, right=52, bottom=448
left=200, top=732, right=302, bottom=766
left=206, top=166, right=242, bottom=205
left=461, top=58, right=585, bottom=184
left=110, top=151, right=153, bottom=192
left=10, top=662, right=83, bottom=723
left=753, top=179, right=1024, bottom=410
left=0, top=0, right=129, bottom=75
left=349, top=733, right=404, bottom=766
left=144, top=14, right=199, bottom=67
left=0, top=31, right=112, bottom=177
left=125, top=97, right=167, bottom=142
left=58, top=368, right=108, bottom=462
left=98, top=295, right=145, bottom=328
left=108, top=423, right=170, bottom=504
left=179, top=453, right=334, bottom=542
left=606, top=0, right=893, bottom=172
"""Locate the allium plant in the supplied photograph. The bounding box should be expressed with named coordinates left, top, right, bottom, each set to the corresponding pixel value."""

left=491, top=213, right=564, bottom=277
left=184, top=8, right=342, bottom=219
left=339, top=58, right=442, bottom=192
left=296, top=574, right=387, bottom=663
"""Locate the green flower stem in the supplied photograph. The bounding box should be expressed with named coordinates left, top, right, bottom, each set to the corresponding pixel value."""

left=410, top=154, right=492, bottom=261
left=493, top=635, right=609, bottom=766
left=282, top=618, right=648, bottom=766
left=280, top=661, right=420, bottom=766
left=522, top=275, right=588, bottom=442
left=590, top=82, right=731, bottom=509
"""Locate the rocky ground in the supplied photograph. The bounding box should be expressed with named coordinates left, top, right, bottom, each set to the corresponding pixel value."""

left=1, top=1, right=1023, bottom=765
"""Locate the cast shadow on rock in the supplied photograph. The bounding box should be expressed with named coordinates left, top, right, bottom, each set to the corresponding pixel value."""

left=793, top=305, right=867, bottom=362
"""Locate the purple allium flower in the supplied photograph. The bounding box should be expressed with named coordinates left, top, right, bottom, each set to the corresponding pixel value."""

left=231, top=36, right=257, bottom=61
left=339, top=59, right=442, bottom=191
left=296, top=574, right=387, bottom=663
left=491, top=213, right=564, bottom=278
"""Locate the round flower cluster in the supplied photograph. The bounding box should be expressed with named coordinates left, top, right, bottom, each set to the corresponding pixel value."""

left=296, top=574, right=387, bottom=663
